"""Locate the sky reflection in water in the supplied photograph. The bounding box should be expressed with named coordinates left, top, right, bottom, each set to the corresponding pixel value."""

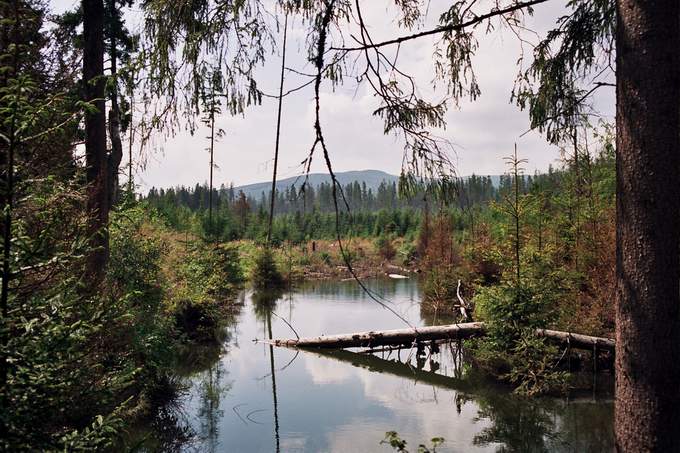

left=168, top=278, right=613, bottom=453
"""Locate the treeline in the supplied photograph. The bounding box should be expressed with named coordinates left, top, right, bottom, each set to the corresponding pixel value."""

left=145, top=170, right=567, bottom=243
left=147, top=179, right=417, bottom=215
left=1, top=1, right=245, bottom=450
left=415, top=137, right=617, bottom=395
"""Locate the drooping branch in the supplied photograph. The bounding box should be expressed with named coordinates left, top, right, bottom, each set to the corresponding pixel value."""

left=267, top=13, right=289, bottom=246
left=302, top=0, right=415, bottom=329
left=331, top=0, right=551, bottom=52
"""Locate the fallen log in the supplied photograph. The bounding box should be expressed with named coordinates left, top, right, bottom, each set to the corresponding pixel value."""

left=268, top=322, right=486, bottom=349
left=267, top=322, right=615, bottom=353
left=536, top=328, right=615, bottom=352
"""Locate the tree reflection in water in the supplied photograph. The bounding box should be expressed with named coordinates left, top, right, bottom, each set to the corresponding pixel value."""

left=472, top=391, right=613, bottom=452
left=196, top=360, right=230, bottom=453
left=133, top=281, right=613, bottom=452
left=252, top=289, right=284, bottom=453
left=309, top=347, right=613, bottom=453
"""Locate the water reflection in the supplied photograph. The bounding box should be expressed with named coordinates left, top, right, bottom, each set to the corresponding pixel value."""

left=139, top=278, right=613, bottom=452
left=196, top=361, right=229, bottom=452
left=252, top=289, right=283, bottom=453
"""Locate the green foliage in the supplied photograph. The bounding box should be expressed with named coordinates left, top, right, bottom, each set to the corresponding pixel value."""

left=109, top=205, right=164, bottom=303
left=507, top=335, right=569, bottom=396
left=375, top=235, right=397, bottom=261
left=4, top=282, right=129, bottom=450
left=473, top=272, right=568, bottom=394
left=319, top=251, right=332, bottom=266
left=108, top=205, right=177, bottom=390
left=475, top=276, right=559, bottom=347
left=422, top=267, right=460, bottom=313
left=381, top=431, right=445, bottom=453
left=397, top=240, right=417, bottom=265
left=252, top=247, right=284, bottom=290
left=170, top=241, right=243, bottom=341
left=59, top=412, right=126, bottom=452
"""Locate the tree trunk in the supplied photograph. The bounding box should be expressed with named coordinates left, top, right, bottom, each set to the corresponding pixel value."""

left=267, top=14, right=288, bottom=246
left=266, top=322, right=615, bottom=353
left=268, top=322, right=486, bottom=349
left=208, top=90, right=215, bottom=232
left=615, top=1, right=680, bottom=451
left=83, top=0, right=108, bottom=283
left=108, top=106, right=122, bottom=208
left=107, top=13, right=123, bottom=210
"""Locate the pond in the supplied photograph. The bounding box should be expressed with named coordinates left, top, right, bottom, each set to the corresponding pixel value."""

left=141, top=278, right=614, bottom=452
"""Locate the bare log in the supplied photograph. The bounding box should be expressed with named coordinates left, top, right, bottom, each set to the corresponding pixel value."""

left=267, top=322, right=615, bottom=353
left=456, top=279, right=471, bottom=321
left=536, top=329, right=615, bottom=352
left=269, top=322, right=486, bottom=349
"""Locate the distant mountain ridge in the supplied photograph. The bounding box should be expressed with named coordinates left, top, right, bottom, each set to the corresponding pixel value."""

left=233, top=169, right=503, bottom=199
left=234, top=170, right=399, bottom=199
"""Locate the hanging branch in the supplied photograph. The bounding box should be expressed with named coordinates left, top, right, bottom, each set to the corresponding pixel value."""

left=303, top=0, right=415, bottom=330
left=127, top=75, right=135, bottom=195
left=208, top=86, right=216, bottom=230
left=332, top=0, right=550, bottom=52
left=267, top=13, right=289, bottom=246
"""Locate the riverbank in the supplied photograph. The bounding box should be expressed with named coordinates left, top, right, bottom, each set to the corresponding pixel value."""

left=130, top=277, right=615, bottom=452
left=235, top=238, right=419, bottom=282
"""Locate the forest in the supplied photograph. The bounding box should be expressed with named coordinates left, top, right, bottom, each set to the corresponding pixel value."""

left=1, top=0, right=678, bottom=452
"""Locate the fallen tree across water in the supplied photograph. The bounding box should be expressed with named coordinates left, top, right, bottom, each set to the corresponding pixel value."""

left=266, top=322, right=486, bottom=349
left=264, top=322, right=615, bottom=353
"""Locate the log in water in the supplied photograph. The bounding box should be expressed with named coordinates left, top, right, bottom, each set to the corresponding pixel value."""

left=267, top=322, right=615, bottom=353
left=269, top=322, right=486, bottom=348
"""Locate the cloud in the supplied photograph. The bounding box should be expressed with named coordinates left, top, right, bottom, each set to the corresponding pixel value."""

left=49, top=0, right=614, bottom=190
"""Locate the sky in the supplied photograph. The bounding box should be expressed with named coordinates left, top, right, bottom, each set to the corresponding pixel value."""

left=51, top=0, right=615, bottom=190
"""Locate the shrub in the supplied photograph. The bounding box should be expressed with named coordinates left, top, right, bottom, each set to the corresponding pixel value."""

left=472, top=274, right=566, bottom=394
left=108, top=205, right=164, bottom=304
left=319, top=251, right=332, bottom=266
left=375, top=235, right=397, bottom=261
left=397, top=241, right=417, bottom=266
left=168, top=241, right=244, bottom=341
left=422, top=267, right=460, bottom=314
left=252, top=247, right=284, bottom=290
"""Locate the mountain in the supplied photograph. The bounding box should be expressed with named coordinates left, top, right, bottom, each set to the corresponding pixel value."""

left=232, top=170, right=510, bottom=200
left=234, top=170, right=399, bottom=199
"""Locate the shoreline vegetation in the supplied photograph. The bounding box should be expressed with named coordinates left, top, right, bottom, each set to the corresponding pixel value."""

left=4, top=0, right=676, bottom=449
left=5, top=145, right=618, bottom=449
left=101, top=136, right=620, bottom=445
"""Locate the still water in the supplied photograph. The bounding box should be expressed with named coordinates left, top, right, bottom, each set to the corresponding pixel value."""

left=146, top=278, right=613, bottom=452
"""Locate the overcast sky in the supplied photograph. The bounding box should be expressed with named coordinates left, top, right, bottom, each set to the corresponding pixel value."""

left=51, top=0, right=615, bottom=190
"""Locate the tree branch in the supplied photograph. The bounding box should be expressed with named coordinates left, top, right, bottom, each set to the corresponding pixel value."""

left=331, top=0, right=551, bottom=52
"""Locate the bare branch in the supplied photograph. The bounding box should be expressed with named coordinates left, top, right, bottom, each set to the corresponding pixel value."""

left=331, top=0, right=551, bottom=52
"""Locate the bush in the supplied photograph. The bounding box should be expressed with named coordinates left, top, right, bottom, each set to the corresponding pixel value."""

left=319, top=251, right=332, bottom=266
left=375, top=235, right=397, bottom=261
left=507, top=334, right=569, bottom=395
left=472, top=275, right=566, bottom=394
left=422, top=267, right=460, bottom=314
left=5, top=200, right=150, bottom=450
left=397, top=241, right=417, bottom=265
left=109, top=205, right=164, bottom=304
left=168, top=241, right=244, bottom=341
left=252, top=247, right=284, bottom=290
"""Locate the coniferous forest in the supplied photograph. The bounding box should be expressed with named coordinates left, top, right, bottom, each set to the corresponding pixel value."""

left=1, top=0, right=678, bottom=451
